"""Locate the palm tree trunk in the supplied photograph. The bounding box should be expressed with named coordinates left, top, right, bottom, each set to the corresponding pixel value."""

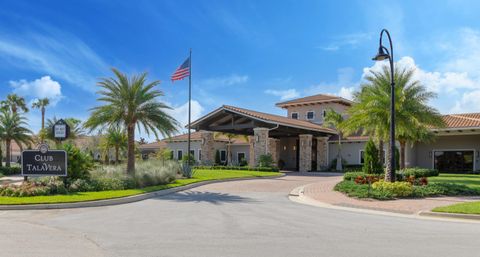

left=378, top=140, right=384, bottom=167
left=336, top=133, right=343, bottom=171
left=385, top=141, right=393, bottom=182
left=5, top=139, right=11, bottom=168
left=0, top=143, right=3, bottom=167
left=127, top=124, right=135, bottom=175
left=227, top=142, right=232, bottom=166
left=399, top=140, right=406, bottom=170
left=115, top=146, right=119, bottom=165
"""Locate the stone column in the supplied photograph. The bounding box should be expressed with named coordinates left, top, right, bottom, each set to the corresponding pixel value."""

left=316, top=137, right=329, bottom=171
left=268, top=138, right=280, bottom=167
left=253, top=127, right=269, bottom=166
left=248, top=136, right=255, bottom=167
left=299, top=134, right=313, bottom=172
left=200, top=131, right=215, bottom=165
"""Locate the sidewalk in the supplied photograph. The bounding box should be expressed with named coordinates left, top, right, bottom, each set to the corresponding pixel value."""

left=302, top=175, right=480, bottom=214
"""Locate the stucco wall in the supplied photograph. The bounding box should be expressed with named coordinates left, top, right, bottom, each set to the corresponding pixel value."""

left=413, top=134, right=480, bottom=170
left=285, top=102, right=349, bottom=124
left=328, top=141, right=366, bottom=166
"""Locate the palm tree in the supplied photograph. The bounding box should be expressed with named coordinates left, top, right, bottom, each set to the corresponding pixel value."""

left=1, top=94, right=29, bottom=113
left=341, top=66, right=444, bottom=181
left=0, top=110, right=33, bottom=167
left=104, top=126, right=127, bottom=164
left=32, top=98, right=50, bottom=131
left=85, top=68, right=179, bottom=175
left=214, top=132, right=248, bottom=165
left=324, top=109, right=344, bottom=171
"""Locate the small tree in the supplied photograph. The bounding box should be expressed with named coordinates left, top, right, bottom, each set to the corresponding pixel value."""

left=362, top=139, right=382, bottom=174
left=157, top=148, right=173, bottom=161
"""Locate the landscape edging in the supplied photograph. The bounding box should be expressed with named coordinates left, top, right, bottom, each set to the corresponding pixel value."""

left=0, top=173, right=285, bottom=210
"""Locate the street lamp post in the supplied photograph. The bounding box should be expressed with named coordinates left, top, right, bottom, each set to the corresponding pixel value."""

left=372, top=29, right=396, bottom=182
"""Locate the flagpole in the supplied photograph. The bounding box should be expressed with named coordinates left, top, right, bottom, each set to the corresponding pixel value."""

left=187, top=48, right=192, bottom=170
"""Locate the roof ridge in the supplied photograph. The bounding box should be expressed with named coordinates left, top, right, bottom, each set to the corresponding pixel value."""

left=449, top=114, right=480, bottom=122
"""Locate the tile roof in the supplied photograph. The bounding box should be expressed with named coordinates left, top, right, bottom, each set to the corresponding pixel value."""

left=222, top=105, right=337, bottom=134
left=328, top=135, right=370, bottom=142
left=438, top=113, right=480, bottom=129
left=138, top=140, right=168, bottom=149
left=275, top=94, right=352, bottom=108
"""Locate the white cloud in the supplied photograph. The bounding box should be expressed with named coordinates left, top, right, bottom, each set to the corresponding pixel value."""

left=166, top=100, right=204, bottom=132
left=10, top=76, right=63, bottom=105
left=264, top=89, right=300, bottom=100
left=200, top=74, right=249, bottom=87
left=337, top=87, right=355, bottom=100
left=318, top=32, right=372, bottom=51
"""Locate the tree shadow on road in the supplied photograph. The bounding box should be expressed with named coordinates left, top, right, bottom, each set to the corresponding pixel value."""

left=160, top=191, right=257, bottom=205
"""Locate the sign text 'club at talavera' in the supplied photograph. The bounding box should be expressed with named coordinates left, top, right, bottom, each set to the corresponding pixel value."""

left=21, top=119, right=70, bottom=177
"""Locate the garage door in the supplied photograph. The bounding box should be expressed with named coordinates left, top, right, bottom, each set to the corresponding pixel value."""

left=433, top=150, right=474, bottom=173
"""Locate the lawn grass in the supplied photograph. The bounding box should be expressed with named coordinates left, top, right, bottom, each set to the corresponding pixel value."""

left=429, top=173, right=480, bottom=190
left=0, top=169, right=280, bottom=205
left=432, top=201, right=480, bottom=214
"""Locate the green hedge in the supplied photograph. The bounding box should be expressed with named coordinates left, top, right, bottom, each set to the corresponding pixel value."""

left=0, top=166, right=21, bottom=176
left=343, top=171, right=367, bottom=181
left=193, top=165, right=279, bottom=172
left=397, top=167, right=439, bottom=178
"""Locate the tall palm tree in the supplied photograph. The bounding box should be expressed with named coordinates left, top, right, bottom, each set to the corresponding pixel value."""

left=341, top=66, right=444, bottom=181
left=1, top=94, right=29, bottom=113
left=32, top=98, right=50, bottom=131
left=324, top=109, right=344, bottom=171
left=0, top=110, right=33, bottom=167
left=214, top=132, right=248, bottom=165
left=104, top=126, right=127, bottom=164
left=85, top=68, right=179, bottom=175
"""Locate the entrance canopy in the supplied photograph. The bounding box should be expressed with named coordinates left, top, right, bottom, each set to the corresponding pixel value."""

left=189, top=105, right=337, bottom=138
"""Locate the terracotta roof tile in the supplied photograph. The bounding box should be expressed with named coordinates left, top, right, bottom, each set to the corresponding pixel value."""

left=275, top=94, right=352, bottom=108
left=438, top=113, right=480, bottom=129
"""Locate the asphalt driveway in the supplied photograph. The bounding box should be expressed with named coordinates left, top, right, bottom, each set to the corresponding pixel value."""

left=0, top=173, right=479, bottom=257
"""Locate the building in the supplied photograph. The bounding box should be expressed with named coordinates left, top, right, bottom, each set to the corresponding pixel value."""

left=140, top=94, right=480, bottom=173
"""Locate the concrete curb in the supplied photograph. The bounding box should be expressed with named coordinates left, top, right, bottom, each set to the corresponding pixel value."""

left=288, top=184, right=480, bottom=223
left=0, top=174, right=285, bottom=211
left=418, top=211, right=480, bottom=220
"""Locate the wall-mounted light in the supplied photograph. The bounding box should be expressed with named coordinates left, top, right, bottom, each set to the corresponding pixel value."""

left=283, top=146, right=287, bottom=151
left=293, top=145, right=296, bottom=151
left=255, top=135, right=260, bottom=142
left=201, top=138, right=205, bottom=145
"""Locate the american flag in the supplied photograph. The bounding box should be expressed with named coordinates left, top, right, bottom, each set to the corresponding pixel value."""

left=171, top=57, right=191, bottom=81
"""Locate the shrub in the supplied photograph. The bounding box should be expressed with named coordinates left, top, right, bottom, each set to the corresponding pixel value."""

left=215, top=150, right=221, bottom=165
left=362, top=139, right=383, bottom=174
left=343, top=166, right=363, bottom=173
left=343, top=171, right=366, bottom=181
left=372, top=181, right=413, bottom=197
left=354, top=175, right=380, bottom=185
left=413, top=183, right=480, bottom=197
left=0, top=166, right=21, bottom=176
left=62, top=143, right=94, bottom=181
left=258, top=154, right=274, bottom=168
left=193, top=165, right=279, bottom=172
left=398, top=167, right=439, bottom=178
left=157, top=148, right=173, bottom=161
left=181, top=153, right=195, bottom=166
left=329, top=158, right=348, bottom=171
left=334, top=180, right=394, bottom=200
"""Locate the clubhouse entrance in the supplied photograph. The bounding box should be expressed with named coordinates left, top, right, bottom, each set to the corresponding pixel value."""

left=434, top=150, right=475, bottom=173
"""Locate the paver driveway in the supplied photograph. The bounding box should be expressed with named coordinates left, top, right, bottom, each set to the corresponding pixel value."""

left=0, top=173, right=479, bottom=257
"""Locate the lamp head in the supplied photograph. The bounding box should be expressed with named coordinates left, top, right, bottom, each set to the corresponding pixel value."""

left=372, top=46, right=390, bottom=61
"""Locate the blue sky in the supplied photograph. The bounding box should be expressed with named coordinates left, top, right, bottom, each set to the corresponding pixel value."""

left=2, top=0, right=480, bottom=141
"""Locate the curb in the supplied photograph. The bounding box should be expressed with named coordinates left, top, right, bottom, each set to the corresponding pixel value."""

left=418, top=211, right=480, bottom=220
left=0, top=174, right=285, bottom=211
left=288, top=185, right=480, bottom=223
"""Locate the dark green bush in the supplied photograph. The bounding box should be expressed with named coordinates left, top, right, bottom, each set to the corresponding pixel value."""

left=258, top=154, right=274, bottom=168
left=343, top=171, right=367, bottom=181
left=362, top=139, right=383, bottom=174
left=413, top=183, right=479, bottom=197
left=334, top=180, right=394, bottom=200
left=0, top=166, right=21, bottom=176
left=343, top=166, right=363, bottom=173
left=62, top=143, right=94, bottom=181
left=398, top=167, right=439, bottom=178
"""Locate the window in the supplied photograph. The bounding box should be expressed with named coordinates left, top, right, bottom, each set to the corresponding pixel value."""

left=237, top=152, right=246, bottom=163
left=291, top=112, right=298, bottom=119
left=177, top=150, right=183, bottom=160
left=198, top=149, right=202, bottom=161
left=220, top=150, right=227, bottom=162
left=190, top=150, right=195, bottom=159
left=360, top=150, right=386, bottom=164
left=323, top=110, right=327, bottom=118
left=434, top=150, right=474, bottom=172
left=306, top=111, right=315, bottom=120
